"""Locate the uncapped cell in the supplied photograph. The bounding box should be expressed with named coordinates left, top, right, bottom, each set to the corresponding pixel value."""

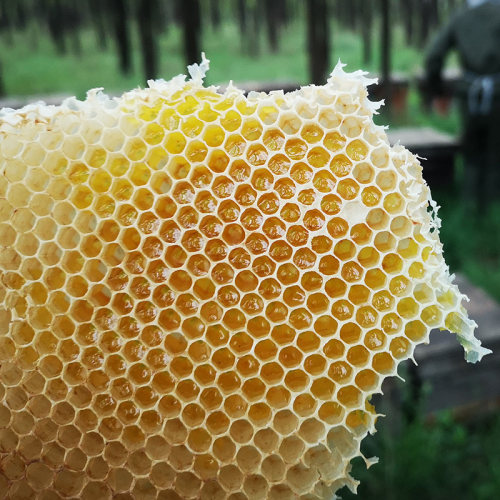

left=0, top=55, right=489, bottom=499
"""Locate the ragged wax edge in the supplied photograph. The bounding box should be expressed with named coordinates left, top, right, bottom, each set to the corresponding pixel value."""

left=0, top=54, right=491, bottom=500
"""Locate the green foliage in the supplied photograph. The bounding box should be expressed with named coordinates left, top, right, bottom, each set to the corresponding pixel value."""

left=341, top=386, right=500, bottom=500
left=435, top=188, right=500, bottom=302
left=376, top=89, right=461, bottom=135
left=0, top=18, right=428, bottom=99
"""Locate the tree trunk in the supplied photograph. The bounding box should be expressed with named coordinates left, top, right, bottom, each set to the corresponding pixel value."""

left=361, top=0, right=372, bottom=65
left=247, top=0, right=261, bottom=57
left=236, top=0, right=247, bottom=53
left=336, top=0, right=354, bottom=28
left=153, top=0, right=169, bottom=34
left=137, top=0, right=159, bottom=82
left=71, top=29, right=82, bottom=56
left=89, top=0, right=108, bottom=50
left=430, top=0, right=440, bottom=28
left=334, top=0, right=342, bottom=24
left=47, top=0, right=66, bottom=54
left=0, top=0, right=14, bottom=46
left=111, top=0, right=132, bottom=74
left=28, top=17, right=39, bottom=51
left=380, top=0, right=391, bottom=89
left=347, top=0, right=357, bottom=31
left=265, top=0, right=279, bottom=52
left=236, top=0, right=247, bottom=34
left=14, top=1, right=27, bottom=30
left=278, top=0, right=290, bottom=27
left=418, top=0, right=432, bottom=48
left=67, top=2, right=82, bottom=57
left=402, top=0, right=415, bottom=46
left=0, top=60, right=5, bottom=97
left=180, top=0, right=201, bottom=67
left=209, top=0, right=221, bottom=30
left=402, top=363, right=423, bottom=424
left=306, top=0, right=330, bottom=85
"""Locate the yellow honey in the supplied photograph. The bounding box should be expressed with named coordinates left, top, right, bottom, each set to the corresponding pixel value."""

left=0, top=56, right=489, bottom=499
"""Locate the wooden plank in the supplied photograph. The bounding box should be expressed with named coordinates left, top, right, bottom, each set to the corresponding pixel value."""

left=387, top=126, right=459, bottom=188
left=217, top=81, right=300, bottom=95
left=367, top=72, right=410, bottom=114
left=387, top=126, right=458, bottom=150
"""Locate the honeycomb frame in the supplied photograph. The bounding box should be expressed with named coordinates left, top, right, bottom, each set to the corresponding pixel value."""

left=0, top=56, right=489, bottom=499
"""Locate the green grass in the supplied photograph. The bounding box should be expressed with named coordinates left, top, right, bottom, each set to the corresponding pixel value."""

left=339, top=372, right=500, bottom=500
left=437, top=193, right=500, bottom=302
left=0, top=19, right=426, bottom=99
left=341, top=410, right=500, bottom=500
left=0, top=18, right=458, bottom=134
left=0, top=19, right=461, bottom=136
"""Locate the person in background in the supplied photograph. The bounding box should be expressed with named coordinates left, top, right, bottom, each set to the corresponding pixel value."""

left=425, top=0, right=500, bottom=211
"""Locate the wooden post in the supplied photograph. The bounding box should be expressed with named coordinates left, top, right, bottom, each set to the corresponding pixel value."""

left=180, top=0, right=201, bottom=66
left=306, top=0, right=330, bottom=85
left=137, top=0, right=159, bottom=81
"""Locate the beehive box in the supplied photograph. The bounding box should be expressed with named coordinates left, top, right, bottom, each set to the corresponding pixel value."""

left=0, top=57, right=488, bottom=499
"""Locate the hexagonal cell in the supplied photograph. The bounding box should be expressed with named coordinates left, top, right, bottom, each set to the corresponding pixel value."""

left=292, top=393, right=317, bottom=419
left=372, top=352, right=396, bottom=374
left=297, top=188, right=317, bottom=206
left=389, top=337, right=412, bottom=360
left=0, top=56, right=486, bottom=499
left=389, top=275, right=411, bottom=297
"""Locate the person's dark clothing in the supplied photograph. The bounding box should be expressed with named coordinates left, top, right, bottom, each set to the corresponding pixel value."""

left=426, top=2, right=500, bottom=94
left=459, top=100, right=500, bottom=205
left=425, top=2, right=500, bottom=208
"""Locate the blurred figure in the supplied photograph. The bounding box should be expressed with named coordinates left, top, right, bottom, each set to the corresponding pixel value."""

left=425, top=0, right=500, bottom=211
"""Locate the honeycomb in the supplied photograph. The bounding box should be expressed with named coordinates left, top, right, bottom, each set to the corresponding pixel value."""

left=0, top=56, right=489, bottom=499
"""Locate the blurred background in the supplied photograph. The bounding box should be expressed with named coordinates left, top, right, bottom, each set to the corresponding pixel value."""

left=1, top=1, right=500, bottom=498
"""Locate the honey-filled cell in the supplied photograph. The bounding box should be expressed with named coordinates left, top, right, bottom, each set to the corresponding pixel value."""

left=0, top=56, right=486, bottom=500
